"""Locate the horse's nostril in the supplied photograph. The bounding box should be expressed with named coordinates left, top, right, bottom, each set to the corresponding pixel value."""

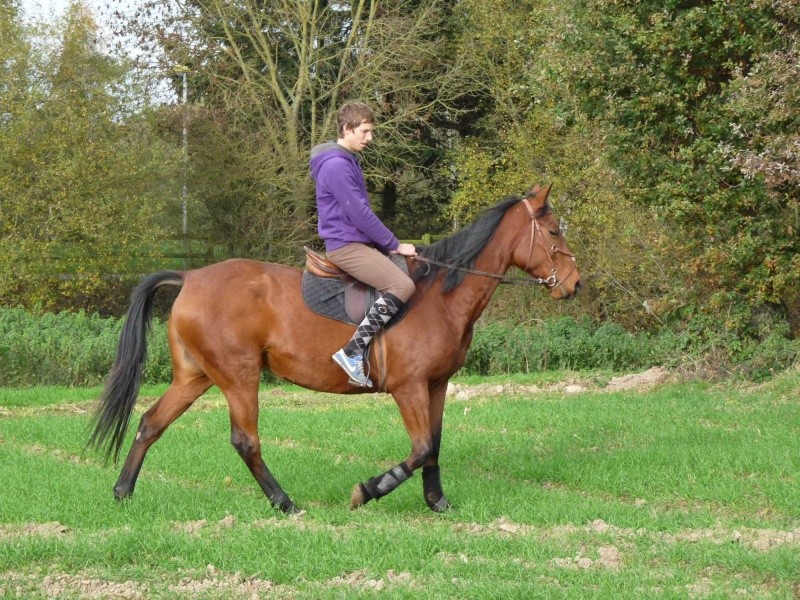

left=574, top=281, right=582, bottom=295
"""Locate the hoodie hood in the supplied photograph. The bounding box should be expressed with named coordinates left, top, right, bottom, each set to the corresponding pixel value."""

left=309, top=142, right=357, bottom=180
left=310, top=141, right=345, bottom=159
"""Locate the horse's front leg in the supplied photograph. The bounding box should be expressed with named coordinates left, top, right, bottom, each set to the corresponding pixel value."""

left=421, top=380, right=451, bottom=512
left=350, top=383, right=433, bottom=509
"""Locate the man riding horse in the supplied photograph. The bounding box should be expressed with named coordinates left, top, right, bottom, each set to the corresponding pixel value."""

left=310, top=101, right=418, bottom=388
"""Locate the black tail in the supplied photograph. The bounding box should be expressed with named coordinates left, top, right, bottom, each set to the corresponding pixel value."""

left=87, top=271, right=184, bottom=464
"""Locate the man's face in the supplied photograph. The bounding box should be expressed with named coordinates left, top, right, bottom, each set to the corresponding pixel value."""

left=340, top=121, right=374, bottom=152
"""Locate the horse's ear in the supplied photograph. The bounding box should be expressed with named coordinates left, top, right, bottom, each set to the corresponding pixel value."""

left=525, top=184, right=541, bottom=198
left=525, top=184, right=553, bottom=201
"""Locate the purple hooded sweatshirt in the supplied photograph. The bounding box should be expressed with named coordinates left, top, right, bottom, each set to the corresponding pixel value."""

left=309, top=142, right=399, bottom=253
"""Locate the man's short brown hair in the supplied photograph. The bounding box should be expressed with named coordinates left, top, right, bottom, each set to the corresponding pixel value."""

left=337, top=101, right=375, bottom=136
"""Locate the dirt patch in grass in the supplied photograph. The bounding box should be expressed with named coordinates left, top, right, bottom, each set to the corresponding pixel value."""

left=457, top=516, right=536, bottom=536
left=325, top=568, right=414, bottom=592
left=0, top=571, right=145, bottom=600
left=549, top=545, right=622, bottom=571
left=448, top=367, right=671, bottom=400
left=42, top=574, right=145, bottom=599
left=664, top=525, right=800, bottom=552
left=170, top=511, right=364, bottom=539
left=547, top=518, right=800, bottom=552
left=0, top=402, right=93, bottom=418
left=1, top=567, right=286, bottom=600
left=0, top=521, right=70, bottom=541
left=172, top=564, right=282, bottom=598
left=172, top=514, right=241, bottom=536
left=457, top=516, right=800, bottom=554
left=604, top=367, right=671, bottom=391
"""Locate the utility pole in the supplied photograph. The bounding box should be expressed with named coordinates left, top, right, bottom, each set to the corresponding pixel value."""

left=176, top=66, right=190, bottom=268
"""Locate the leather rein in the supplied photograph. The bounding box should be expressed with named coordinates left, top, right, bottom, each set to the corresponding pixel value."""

left=411, top=198, right=576, bottom=289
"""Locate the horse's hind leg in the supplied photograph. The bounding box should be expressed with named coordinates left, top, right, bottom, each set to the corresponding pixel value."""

left=222, top=382, right=298, bottom=514
left=114, top=375, right=212, bottom=499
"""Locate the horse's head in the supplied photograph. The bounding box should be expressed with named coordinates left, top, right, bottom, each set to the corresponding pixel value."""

left=511, top=184, right=581, bottom=299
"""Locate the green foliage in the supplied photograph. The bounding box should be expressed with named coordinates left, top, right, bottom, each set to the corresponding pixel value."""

left=462, top=316, right=798, bottom=379
left=0, top=6, right=180, bottom=313
left=464, top=318, right=659, bottom=374
left=558, top=0, right=800, bottom=334
left=455, top=0, right=800, bottom=339
left=5, top=308, right=795, bottom=387
left=576, top=0, right=800, bottom=333
left=450, top=1, right=680, bottom=329
left=0, top=307, right=170, bottom=387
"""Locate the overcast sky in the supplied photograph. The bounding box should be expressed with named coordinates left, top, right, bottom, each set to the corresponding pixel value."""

left=19, top=0, right=174, bottom=101
left=22, top=0, right=103, bottom=21
left=19, top=0, right=133, bottom=36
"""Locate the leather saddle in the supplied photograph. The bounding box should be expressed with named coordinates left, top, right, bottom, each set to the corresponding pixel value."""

left=301, top=246, right=409, bottom=326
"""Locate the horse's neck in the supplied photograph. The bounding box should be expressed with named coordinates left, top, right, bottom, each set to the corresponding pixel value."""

left=437, top=236, right=511, bottom=330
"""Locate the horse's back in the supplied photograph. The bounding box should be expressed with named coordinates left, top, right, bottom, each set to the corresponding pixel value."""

left=170, top=258, right=302, bottom=346
left=186, top=257, right=298, bottom=284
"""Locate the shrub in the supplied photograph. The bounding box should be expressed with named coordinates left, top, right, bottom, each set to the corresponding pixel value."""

left=0, top=307, right=169, bottom=387
left=461, top=316, right=798, bottom=379
left=462, top=317, right=664, bottom=375
left=1, top=309, right=797, bottom=387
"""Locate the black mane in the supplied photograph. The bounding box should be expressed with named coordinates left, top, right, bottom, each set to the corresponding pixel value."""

left=412, top=196, right=522, bottom=292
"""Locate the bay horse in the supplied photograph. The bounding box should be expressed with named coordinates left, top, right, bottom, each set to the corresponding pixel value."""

left=88, top=184, right=581, bottom=513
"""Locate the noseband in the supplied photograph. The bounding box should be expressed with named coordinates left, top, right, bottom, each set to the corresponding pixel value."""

left=412, top=199, right=576, bottom=288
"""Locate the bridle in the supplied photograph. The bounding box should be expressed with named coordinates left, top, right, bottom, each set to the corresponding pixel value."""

left=518, top=197, right=577, bottom=292
left=411, top=198, right=577, bottom=290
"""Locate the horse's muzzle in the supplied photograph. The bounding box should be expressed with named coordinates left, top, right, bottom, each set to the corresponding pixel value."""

left=557, top=280, right=581, bottom=300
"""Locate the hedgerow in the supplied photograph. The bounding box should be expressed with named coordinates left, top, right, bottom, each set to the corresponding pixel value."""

left=0, top=307, right=170, bottom=387
left=0, top=309, right=796, bottom=387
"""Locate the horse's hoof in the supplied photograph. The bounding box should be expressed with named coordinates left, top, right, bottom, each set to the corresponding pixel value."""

left=350, top=483, right=367, bottom=510
left=426, top=495, right=451, bottom=513
left=281, top=503, right=302, bottom=515
left=113, top=486, right=132, bottom=501
left=270, top=493, right=298, bottom=514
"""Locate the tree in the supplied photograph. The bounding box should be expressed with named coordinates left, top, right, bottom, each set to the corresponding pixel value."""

left=722, top=0, right=800, bottom=335
left=559, top=0, right=799, bottom=336
left=120, top=0, right=482, bottom=260
left=0, top=1, right=180, bottom=313
left=449, top=0, right=677, bottom=327
left=454, top=0, right=799, bottom=337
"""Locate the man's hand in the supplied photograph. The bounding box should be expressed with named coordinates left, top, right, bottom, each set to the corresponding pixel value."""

left=392, top=243, right=418, bottom=257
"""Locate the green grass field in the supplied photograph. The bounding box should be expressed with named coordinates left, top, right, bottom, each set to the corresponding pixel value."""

left=0, top=370, right=798, bottom=599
